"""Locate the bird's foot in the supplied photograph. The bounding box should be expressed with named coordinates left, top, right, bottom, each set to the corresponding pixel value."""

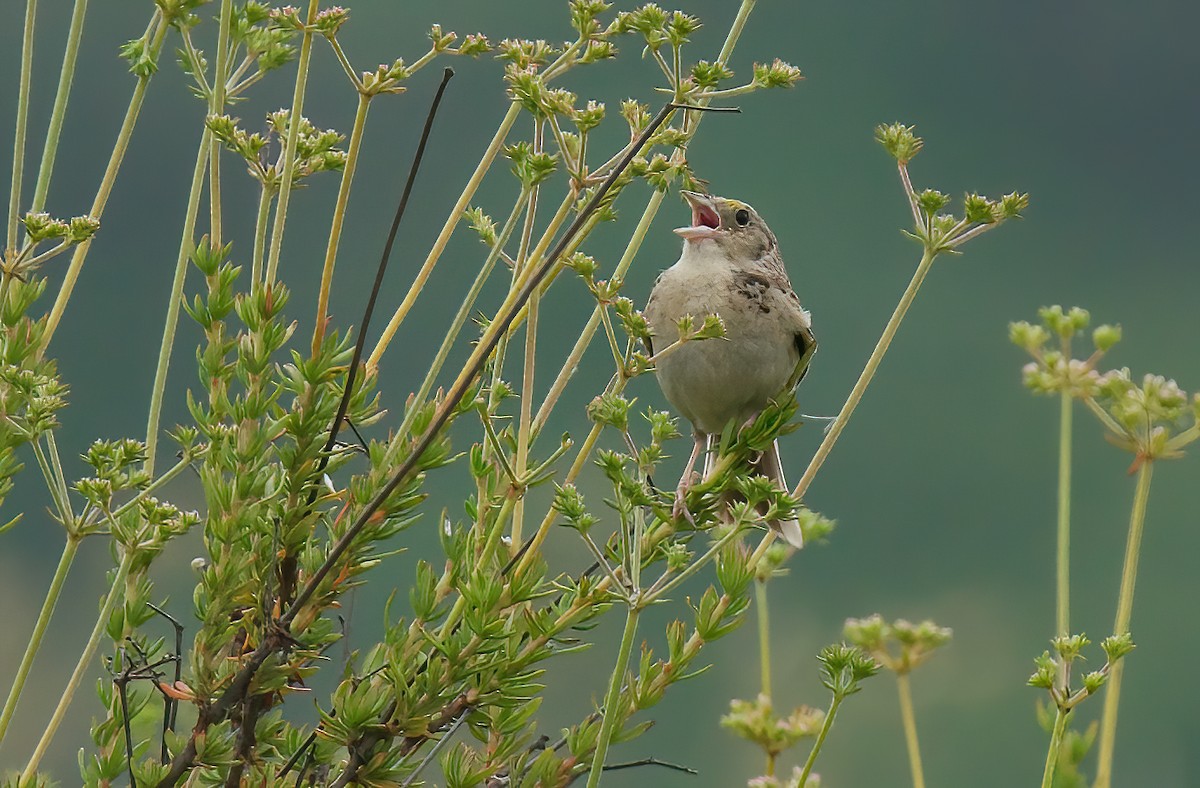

left=673, top=474, right=698, bottom=526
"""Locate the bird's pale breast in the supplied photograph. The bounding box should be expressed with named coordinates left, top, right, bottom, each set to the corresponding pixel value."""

left=646, top=251, right=799, bottom=435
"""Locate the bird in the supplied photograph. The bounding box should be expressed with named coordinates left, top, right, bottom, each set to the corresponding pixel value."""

left=643, top=190, right=816, bottom=548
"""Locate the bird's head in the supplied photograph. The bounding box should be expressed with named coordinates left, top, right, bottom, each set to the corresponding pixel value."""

left=674, top=190, right=777, bottom=262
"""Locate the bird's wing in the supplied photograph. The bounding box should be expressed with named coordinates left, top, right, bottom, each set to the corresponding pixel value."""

left=749, top=254, right=817, bottom=390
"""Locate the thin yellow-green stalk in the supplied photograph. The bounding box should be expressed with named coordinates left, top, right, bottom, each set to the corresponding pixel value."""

left=0, top=536, right=80, bottom=746
left=1056, top=389, right=1072, bottom=638
left=792, top=248, right=935, bottom=499
left=263, top=0, right=321, bottom=287
left=251, top=183, right=274, bottom=284
left=21, top=550, right=134, bottom=780
left=313, top=91, right=371, bottom=355
left=896, top=673, right=926, bottom=788
left=755, top=578, right=775, bottom=775
left=399, top=191, right=531, bottom=455
left=30, top=0, right=88, bottom=214
left=44, top=14, right=168, bottom=346
left=145, top=129, right=212, bottom=474
left=751, top=247, right=937, bottom=569
left=533, top=188, right=665, bottom=434
left=8, top=0, right=37, bottom=253
left=1094, top=461, right=1154, bottom=788
left=207, top=0, right=233, bottom=245
left=367, top=102, right=522, bottom=370
left=798, top=691, right=844, bottom=786
left=586, top=605, right=641, bottom=788
left=1040, top=707, right=1069, bottom=788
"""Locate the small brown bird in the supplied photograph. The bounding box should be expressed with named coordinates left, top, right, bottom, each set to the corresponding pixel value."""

left=644, top=191, right=816, bottom=547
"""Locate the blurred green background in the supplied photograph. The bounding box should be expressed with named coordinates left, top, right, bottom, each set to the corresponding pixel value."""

left=2, top=1, right=1199, bottom=784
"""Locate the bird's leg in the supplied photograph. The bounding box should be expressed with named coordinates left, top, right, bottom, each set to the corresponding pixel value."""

left=673, top=430, right=707, bottom=523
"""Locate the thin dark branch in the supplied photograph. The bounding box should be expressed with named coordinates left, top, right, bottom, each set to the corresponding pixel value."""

left=603, top=757, right=697, bottom=775
left=398, top=706, right=470, bottom=787
left=116, top=672, right=138, bottom=788
left=277, top=731, right=319, bottom=780
left=147, top=604, right=184, bottom=762
left=280, top=65, right=456, bottom=608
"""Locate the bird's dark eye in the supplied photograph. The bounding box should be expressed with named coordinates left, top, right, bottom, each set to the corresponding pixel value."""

left=734, top=208, right=751, bottom=226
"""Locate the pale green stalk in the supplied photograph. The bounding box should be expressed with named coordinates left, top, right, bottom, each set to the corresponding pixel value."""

left=791, top=247, right=935, bottom=500
left=251, top=183, right=273, bottom=284
left=1056, top=388, right=1072, bottom=638
left=110, top=451, right=196, bottom=521
left=145, top=129, right=212, bottom=474
left=646, top=521, right=744, bottom=600
left=401, top=190, right=529, bottom=439
left=313, top=91, right=371, bottom=355
left=586, top=605, right=641, bottom=788
left=896, top=673, right=926, bottom=788
left=208, top=0, right=233, bottom=245
left=21, top=550, right=134, bottom=779
left=797, top=691, right=845, bottom=786
left=263, top=0, right=320, bottom=286
left=30, top=0, right=88, bottom=214
left=511, top=122, right=547, bottom=551
left=44, top=15, right=168, bottom=346
left=756, top=579, right=774, bottom=776
left=1041, top=707, right=1069, bottom=788
left=749, top=246, right=937, bottom=568
left=534, top=189, right=665, bottom=435
left=1094, top=461, right=1155, bottom=788
left=367, top=102, right=522, bottom=370
left=0, top=536, right=79, bottom=745
left=8, top=0, right=37, bottom=253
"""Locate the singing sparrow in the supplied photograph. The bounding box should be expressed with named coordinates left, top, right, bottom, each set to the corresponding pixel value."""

left=644, top=191, right=816, bottom=547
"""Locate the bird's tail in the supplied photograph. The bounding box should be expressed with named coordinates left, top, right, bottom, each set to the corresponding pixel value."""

left=706, top=436, right=803, bottom=549
left=753, top=439, right=804, bottom=549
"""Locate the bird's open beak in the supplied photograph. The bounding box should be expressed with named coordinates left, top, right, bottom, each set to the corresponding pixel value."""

left=674, top=190, right=722, bottom=240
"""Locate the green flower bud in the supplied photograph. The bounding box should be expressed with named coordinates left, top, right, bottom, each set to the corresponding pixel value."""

left=1092, top=323, right=1122, bottom=351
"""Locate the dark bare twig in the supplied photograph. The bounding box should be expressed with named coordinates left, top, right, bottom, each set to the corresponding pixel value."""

left=603, top=757, right=697, bottom=775
left=277, top=730, right=319, bottom=780
left=115, top=662, right=138, bottom=788
left=279, top=65, right=456, bottom=609
left=398, top=705, right=471, bottom=787
left=146, top=602, right=185, bottom=748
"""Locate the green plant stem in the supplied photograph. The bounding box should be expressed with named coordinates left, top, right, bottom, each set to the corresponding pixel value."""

left=30, top=0, right=87, bottom=214
left=8, top=0, right=37, bottom=253
left=798, top=692, right=845, bottom=786
left=647, top=521, right=745, bottom=601
left=21, top=550, right=134, bottom=780
left=145, top=128, right=212, bottom=475
left=1041, top=706, right=1069, bottom=788
left=401, top=190, right=530, bottom=440
left=367, top=102, right=521, bottom=370
left=755, top=579, right=774, bottom=776
left=756, top=580, right=772, bottom=699
left=792, top=247, right=935, bottom=499
left=750, top=247, right=937, bottom=569
left=313, top=91, right=371, bottom=355
left=0, top=535, right=80, bottom=746
left=110, top=451, right=197, bottom=521
left=586, top=605, right=641, bottom=788
left=44, top=13, right=168, bottom=346
left=1094, top=460, right=1155, bottom=788
left=263, top=0, right=320, bottom=287
left=896, top=673, right=926, bottom=788
left=208, top=0, right=233, bottom=245
left=1056, top=389, right=1072, bottom=639
left=251, top=183, right=274, bottom=284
